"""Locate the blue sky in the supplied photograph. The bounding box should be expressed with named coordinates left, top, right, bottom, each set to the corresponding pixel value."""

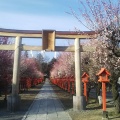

left=0, top=0, right=85, bottom=60
left=0, top=0, right=83, bottom=30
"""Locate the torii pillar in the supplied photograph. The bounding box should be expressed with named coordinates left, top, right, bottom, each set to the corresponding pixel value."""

left=7, top=36, right=21, bottom=111
left=73, top=38, right=86, bottom=111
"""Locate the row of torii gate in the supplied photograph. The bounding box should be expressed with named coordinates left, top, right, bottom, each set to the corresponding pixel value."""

left=0, top=28, right=96, bottom=112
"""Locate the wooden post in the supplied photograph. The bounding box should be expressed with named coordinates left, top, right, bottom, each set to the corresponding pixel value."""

left=7, top=36, right=21, bottom=112
left=84, top=83, right=87, bottom=101
left=75, top=38, right=82, bottom=96
left=97, top=68, right=110, bottom=120
left=12, top=36, right=21, bottom=95
left=82, top=72, right=89, bottom=101
left=73, top=38, right=86, bottom=111
left=102, top=82, right=106, bottom=111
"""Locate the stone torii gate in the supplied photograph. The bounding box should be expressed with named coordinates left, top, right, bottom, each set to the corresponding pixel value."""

left=0, top=28, right=96, bottom=112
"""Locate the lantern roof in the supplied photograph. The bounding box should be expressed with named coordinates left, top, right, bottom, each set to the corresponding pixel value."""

left=82, top=72, right=89, bottom=78
left=96, top=68, right=110, bottom=76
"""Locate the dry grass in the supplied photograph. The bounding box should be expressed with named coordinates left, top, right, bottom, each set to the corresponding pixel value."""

left=53, top=86, right=120, bottom=120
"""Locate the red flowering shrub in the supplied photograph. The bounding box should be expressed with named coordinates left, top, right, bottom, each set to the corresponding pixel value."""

left=50, top=52, right=74, bottom=78
left=0, top=37, right=13, bottom=96
left=20, top=57, right=44, bottom=79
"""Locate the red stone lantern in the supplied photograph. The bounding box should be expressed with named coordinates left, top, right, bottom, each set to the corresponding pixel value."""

left=96, top=68, right=110, bottom=119
left=82, top=72, right=89, bottom=101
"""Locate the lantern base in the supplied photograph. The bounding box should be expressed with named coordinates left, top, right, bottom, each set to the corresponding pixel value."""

left=73, top=95, right=86, bottom=111
left=7, top=95, right=21, bottom=112
left=102, top=111, right=109, bottom=120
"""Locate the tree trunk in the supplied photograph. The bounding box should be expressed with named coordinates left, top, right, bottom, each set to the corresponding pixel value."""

left=111, top=82, right=120, bottom=114
left=96, top=82, right=102, bottom=103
